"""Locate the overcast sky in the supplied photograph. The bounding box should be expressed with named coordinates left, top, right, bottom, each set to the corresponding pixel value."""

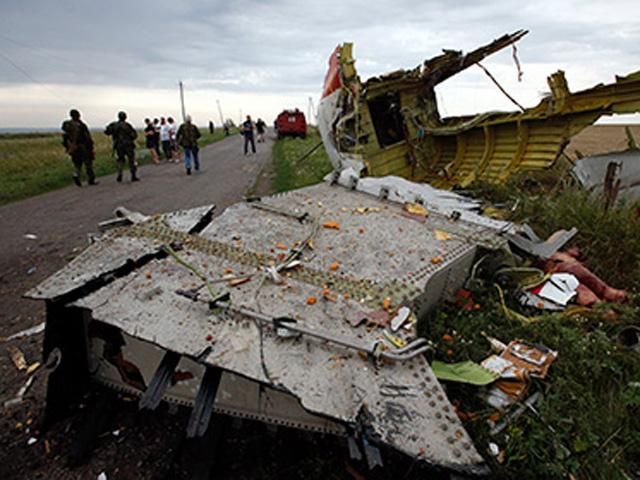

left=1, top=0, right=639, bottom=129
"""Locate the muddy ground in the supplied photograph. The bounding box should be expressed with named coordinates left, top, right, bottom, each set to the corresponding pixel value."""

left=0, top=125, right=638, bottom=479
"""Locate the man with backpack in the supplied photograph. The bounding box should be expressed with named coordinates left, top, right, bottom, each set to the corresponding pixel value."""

left=104, top=111, right=140, bottom=183
left=176, top=115, right=201, bottom=175
left=61, top=109, right=97, bottom=186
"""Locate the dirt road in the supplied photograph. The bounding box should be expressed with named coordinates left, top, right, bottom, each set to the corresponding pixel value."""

left=0, top=133, right=272, bottom=333
left=0, top=133, right=275, bottom=479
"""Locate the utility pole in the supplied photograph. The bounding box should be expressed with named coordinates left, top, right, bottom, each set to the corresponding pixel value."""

left=216, top=99, right=224, bottom=126
left=179, top=81, right=186, bottom=122
left=308, top=96, right=314, bottom=126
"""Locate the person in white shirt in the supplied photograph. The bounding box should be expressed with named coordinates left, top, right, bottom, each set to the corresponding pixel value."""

left=159, top=117, right=172, bottom=161
left=167, top=117, right=181, bottom=162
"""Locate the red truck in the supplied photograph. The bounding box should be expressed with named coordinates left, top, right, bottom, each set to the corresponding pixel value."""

left=275, top=109, right=307, bottom=139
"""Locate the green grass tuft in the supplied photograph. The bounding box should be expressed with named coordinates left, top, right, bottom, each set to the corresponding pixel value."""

left=272, top=128, right=333, bottom=192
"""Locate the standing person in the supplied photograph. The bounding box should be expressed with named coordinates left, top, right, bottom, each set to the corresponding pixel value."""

left=144, top=118, right=160, bottom=164
left=167, top=117, right=180, bottom=162
left=159, top=117, right=172, bottom=161
left=104, top=111, right=139, bottom=182
left=241, top=115, right=256, bottom=155
left=223, top=122, right=229, bottom=136
left=256, top=118, right=266, bottom=143
left=176, top=115, right=201, bottom=175
left=208, top=120, right=214, bottom=134
left=61, top=109, right=97, bottom=186
left=153, top=118, right=161, bottom=158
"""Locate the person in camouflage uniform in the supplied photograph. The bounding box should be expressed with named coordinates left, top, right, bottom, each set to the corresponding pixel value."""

left=61, top=109, right=97, bottom=186
left=104, top=111, right=140, bottom=182
left=176, top=115, right=201, bottom=175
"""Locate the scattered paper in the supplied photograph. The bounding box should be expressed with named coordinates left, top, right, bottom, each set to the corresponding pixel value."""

left=534, top=273, right=579, bottom=306
left=519, top=291, right=565, bottom=311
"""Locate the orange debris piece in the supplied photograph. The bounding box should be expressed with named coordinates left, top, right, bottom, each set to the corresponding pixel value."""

left=229, top=277, right=250, bottom=287
left=382, top=297, right=392, bottom=311
left=322, top=220, right=340, bottom=230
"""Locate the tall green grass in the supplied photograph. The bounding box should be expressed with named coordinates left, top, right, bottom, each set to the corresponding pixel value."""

left=272, top=127, right=333, bottom=192
left=440, top=172, right=640, bottom=479
left=0, top=128, right=233, bottom=205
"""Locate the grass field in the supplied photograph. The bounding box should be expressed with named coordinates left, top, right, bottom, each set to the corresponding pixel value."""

left=271, top=129, right=640, bottom=479
left=271, top=127, right=333, bottom=192
left=0, top=128, right=233, bottom=205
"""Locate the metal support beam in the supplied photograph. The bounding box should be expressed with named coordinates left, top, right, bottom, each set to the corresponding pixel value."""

left=186, top=366, right=223, bottom=438
left=139, top=351, right=182, bottom=410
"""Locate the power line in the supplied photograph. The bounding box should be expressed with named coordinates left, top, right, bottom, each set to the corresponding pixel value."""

left=0, top=32, right=114, bottom=77
left=0, top=50, right=68, bottom=105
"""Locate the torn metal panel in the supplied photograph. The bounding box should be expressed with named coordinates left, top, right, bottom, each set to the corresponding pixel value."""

left=508, top=225, right=578, bottom=259
left=330, top=167, right=515, bottom=234
left=25, top=205, right=215, bottom=302
left=318, top=34, right=640, bottom=189
left=29, top=183, right=513, bottom=474
left=572, top=149, right=640, bottom=202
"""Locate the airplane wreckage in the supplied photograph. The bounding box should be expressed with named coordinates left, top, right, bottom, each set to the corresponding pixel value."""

left=26, top=32, right=638, bottom=477
left=317, top=30, right=640, bottom=189
left=28, top=186, right=580, bottom=475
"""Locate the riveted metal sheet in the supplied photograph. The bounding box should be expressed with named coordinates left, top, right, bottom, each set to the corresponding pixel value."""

left=25, top=205, right=215, bottom=301
left=31, top=182, right=507, bottom=473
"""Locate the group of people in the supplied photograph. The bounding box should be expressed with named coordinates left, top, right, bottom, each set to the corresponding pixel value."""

left=61, top=109, right=203, bottom=186
left=62, top=110, right=272, bottom=186
left=143, top=116, right=183, bottom=164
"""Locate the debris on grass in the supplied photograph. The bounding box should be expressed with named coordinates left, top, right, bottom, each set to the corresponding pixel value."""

left=4, top=375, right=36, bottom=408
left=432, top=360, right=499, bottom=385
left=8, top=346, right=27, bottom=370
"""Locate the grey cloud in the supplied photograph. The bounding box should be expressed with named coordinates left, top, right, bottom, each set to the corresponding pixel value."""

left=1, top=0, right=639, bottom=99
